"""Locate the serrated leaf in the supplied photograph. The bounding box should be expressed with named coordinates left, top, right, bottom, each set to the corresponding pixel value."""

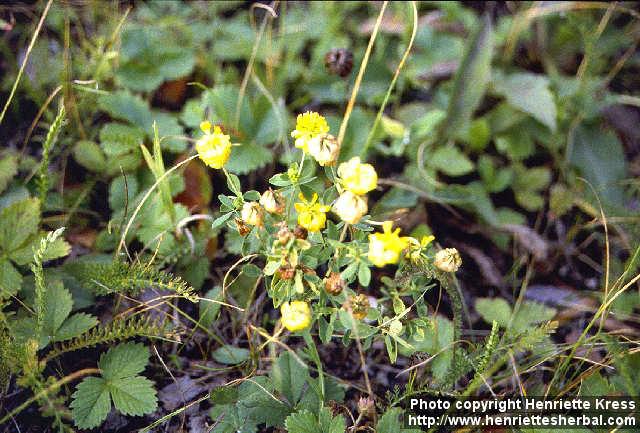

left=0, top=154, right=18, bottom=194
left=285, top=407, right=345, bottom=433
left=271, top=351, right=309, bottom=406
left=0, top=198, right=40, bottom=254
left=492, top=72, right=557, bottom=132
left=42, top=281, right=73, bottom=339
left=0, top=258, right=22, bottom=298
left=212, top=345, right=250, bottom=365
left=475, top=297, right=512, bottom=327
left=100, top=122, right=145, bottom=157
left=9, top=232, right=71, bottom=266
left=224, top=142, right=273, bottom=175
left=99, top=342, right=150, bottom=380
left=53, top=312, right=98, bottom=342
left=512, top=301, right=556, bottom=334
left=109, top=376, right=158, bottom=416
left=377, top=407, right=422, bottom=433
left=71, top=377, right=111, bottom=429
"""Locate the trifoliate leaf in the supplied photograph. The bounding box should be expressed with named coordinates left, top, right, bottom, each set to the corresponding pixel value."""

left=0, top=197, right=40, bottom=254
left=0, top=154, right=18, bottom=194
left=430, top=146, right=474, bottom=177
left=109, top=376, right=158, bottom=416
left=70, top=377, right=112, bottom=429
left=99, top=342, right=150, bottom=380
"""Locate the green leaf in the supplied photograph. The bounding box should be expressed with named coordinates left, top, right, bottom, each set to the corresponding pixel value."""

left=0, top=197, right=40, bottom=254
left=569, top=124, right=627, bottom=207
left=512, top=301, right=556, bottom=334
left=441, top=14, right=493, bottom=138
left=212, top=345, right=250, bottom=365
left=9, top=231, right=71, bottom=266
left=492, top=72, right=557, bottom=132
left=430, top=146, right=474, bottom=176
left=224, top=142, right=273, bottom=175
left=100, top=122, right=145, bottom=157
left=0, top=154, right=18, bottom=194
left=42, top=281, right=73, bottom=340
left=73, top=140, right=107, bottom=173
left=285, top=407, right=346, bottom=433
left=199, top=287, right=223, bottom=327
left=53, top=313, right=98, bottom=342
left=377, top=407, right=422, bottom=433
left=109, top=376, right=158, bottom=416
left=0, top=258, right=22, bottom=298
left=271, top=351, right=309, bottom=406
left=71, top=377, right=112, bottom=429
left=99, top=342, right=150, bottom=380
left=475, top=297, right=512, bottom=327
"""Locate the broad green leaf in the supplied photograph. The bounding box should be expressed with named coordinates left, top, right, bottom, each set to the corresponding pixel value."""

left=0, top=154, right=18, bottom=194
left=100, top=122, right=145, bottom=157
left=430, top=146, right=474, bottom=176
left=71, top=377, right=112, bottom=429
left=492, top=72, right=557, bottom=132
left=108, top=175, right=139, bottom=211
left=99, top=342, right=150, bottom=380
left=9, top=232, right=71, bottom=266
left=42, top=281, right=73, bottom=340
left=73, top=140, right=107, bottom=173
left=512, top=301, right=556, bottom=333
left=0, top=258, right=22, bottom=298
left=53, top=312, right=98, bottom=342
left=109, top=376, right=158, bottom=416
left=212, top=345, right=250, bottom=365
left=271, top=351, right=309, bottom=406
left=224, top=142, right=273, bottom=175
left=0, top=197, right=40, bottom=254
left=475, top=297, right=512, bottom=327
left=285, top=407, right=346, bottom=433
left=568, top=124, right=627, bottom=207
left=441, top=14, right=493, bottom=138
left=199, top=287, right=223, bottom=327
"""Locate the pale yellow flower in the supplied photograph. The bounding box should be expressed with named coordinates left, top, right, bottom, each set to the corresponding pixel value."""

left=367, top=221, right=409, bottom=267
left=294, top=193, right=330, bottom=232
left=434, top=248, right=462, bottom=272
left=333, top=190, right=367, bottom=224
left=308, top=134, right=340, bottom=166
left=259, top=189, right=284, bottom=214
left=337, top=157, right=377, bottom=195
left=291, top=112, right=330, bottom=153
left=196, top=122, right=232, bottom=169
left=241, top=202, right=263, bottom=226
left=281, top=301, right=312, bottom=332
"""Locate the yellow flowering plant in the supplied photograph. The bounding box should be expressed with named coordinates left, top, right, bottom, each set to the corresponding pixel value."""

left=200, top=110, right=463, bottom=379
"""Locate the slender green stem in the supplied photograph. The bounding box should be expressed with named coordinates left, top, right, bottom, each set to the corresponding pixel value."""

left=303, top=329, right=325, bottom=408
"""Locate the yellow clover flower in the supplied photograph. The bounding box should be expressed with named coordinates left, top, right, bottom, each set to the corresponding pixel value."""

left=291, top=111, right=330, bottom=154
left=406, top=235, right=435, bottom=261
left=333, top=190, right=367, bottom=224
left=308, top=134, right=340, bottom=166
left=196, top=121, right=232, bottom=169
left=337, top=157, right=378, bottom=195
left=367, top=221, right=409, bottom=267
left=434, top=248, right=462, bottom=273
left=281, top=300, right=312, bottom=332
left=294, top=193, right=330, bottom=232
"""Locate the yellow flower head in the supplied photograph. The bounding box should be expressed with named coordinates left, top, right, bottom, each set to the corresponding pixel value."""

left=434, top=248, right=462, bottom=273
left=260, top=189, right=284, bottom=214
left=367, top=221, right=409, bottom=267
left=337, top=157, right=378, bottom=195
left=333, top=190, right=367, bottom=224
left=196, top=122, right=232, bottom=169
left=291, top=112, right=330, bottom=153
left=294, top=193, right=330, bottom=232
left=281, top=300, right=312, bottom=332
left=406, top=235, right=435, bottom=261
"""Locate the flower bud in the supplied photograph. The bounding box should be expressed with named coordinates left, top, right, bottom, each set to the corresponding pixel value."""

left=434, top=248, right=462, bottom=273
left=333, top=190, right=367, bottom=224
left=344, top=294, right=370, bottom=320
left=260, top=189, right=284, bottom=214
left=357, top=396, right=375, bottom=416
left=241, top=202, right=263, bottom=226
left=323, top=272, right=345, bottom=296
